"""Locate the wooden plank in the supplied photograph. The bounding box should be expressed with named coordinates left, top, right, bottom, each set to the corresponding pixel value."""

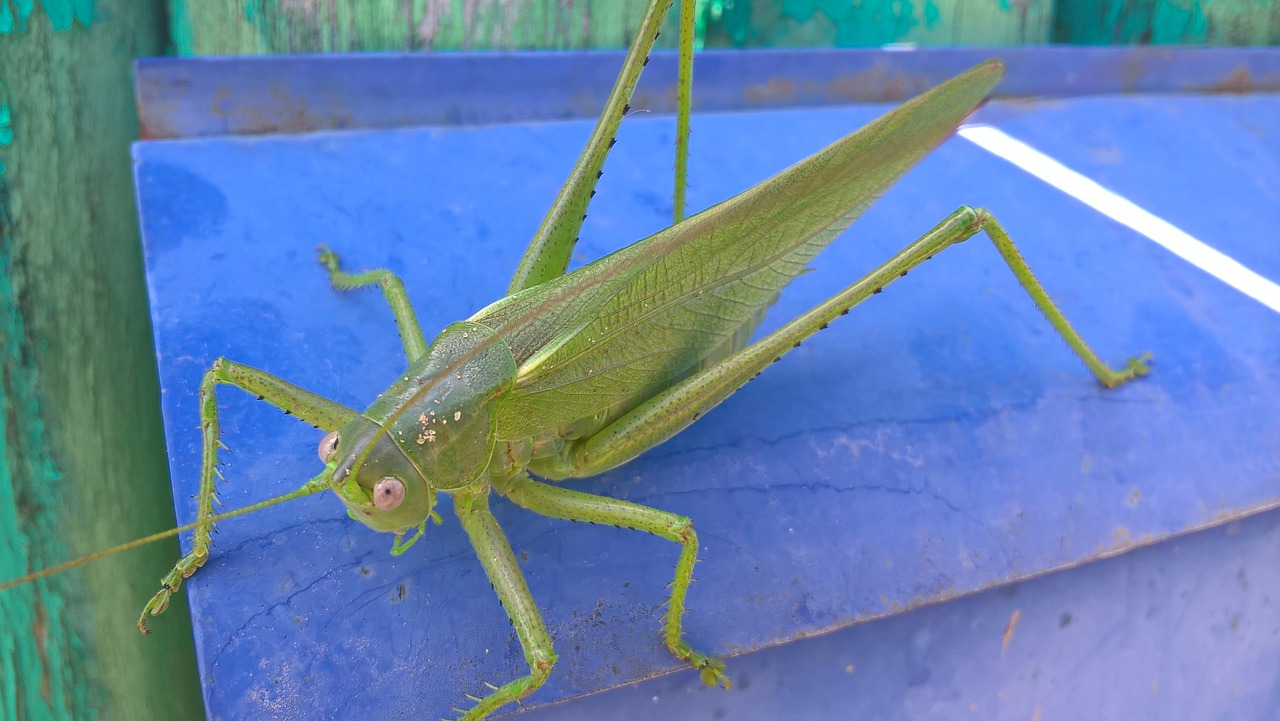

left=170, top=0, right=682, bottom=54
left=169, top=0, right=1066, bottom=53
left=168, top=0, right=1280, bottom=53
left=0, top=2, right=203, bottom=718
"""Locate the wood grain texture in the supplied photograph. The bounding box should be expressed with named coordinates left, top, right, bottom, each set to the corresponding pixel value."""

left=0, top=2, right=203, bottom=718
left=170, top=0, right=686, bottom=54
left=166, top=1, right=1280, bottom=59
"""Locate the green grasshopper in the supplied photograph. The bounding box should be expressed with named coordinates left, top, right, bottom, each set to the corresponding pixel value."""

left=1, top=3, right=1150, bottom=719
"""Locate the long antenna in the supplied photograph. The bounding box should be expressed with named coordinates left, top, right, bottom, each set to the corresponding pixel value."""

left=0, top=468, right=332, bottom=593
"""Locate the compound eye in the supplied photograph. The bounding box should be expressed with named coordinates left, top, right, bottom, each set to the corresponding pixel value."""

left=317, top=431, right=340, bottom=463
left=373, top=477, right=406, bottom=511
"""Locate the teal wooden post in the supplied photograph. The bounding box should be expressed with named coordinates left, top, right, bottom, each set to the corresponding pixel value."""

left=0, top=2, right=203, bottom=718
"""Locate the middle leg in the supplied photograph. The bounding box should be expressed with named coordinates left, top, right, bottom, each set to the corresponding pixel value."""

left=495, top=473, right=731, bottom=688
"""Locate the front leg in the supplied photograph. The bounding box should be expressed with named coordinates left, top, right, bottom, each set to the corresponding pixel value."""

left=317, top=245, right=429, bottom=361
left=138, top=358, right=357, bottom=632
left=452, top=490, right=558, bottom=720
left=496, top=474, right=731, bottom=689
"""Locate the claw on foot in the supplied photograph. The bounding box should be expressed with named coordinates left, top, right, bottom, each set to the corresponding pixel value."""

left=138, top=550, right=206, bottom=635
left=1100, top=351, right=1153, bottom=389
left=316, top=244, right=339, bottom=268
left=1128, top=351, right=1154, bottom=377
left=695, top=654, right=731, bottom=689
left=137, top=588, right=171, bottom=634
left=674, top=640, right=731, bottom=689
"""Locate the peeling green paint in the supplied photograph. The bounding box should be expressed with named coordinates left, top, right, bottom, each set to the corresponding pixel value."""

left=924, top=0, right=941, bottom=29
left=705, top=0, right=1050, bottom=47
left=1, top=2, right=202, bottom=718
left=1149, top=0, right=1210, bottom=42
left=0, top=0, right=92, bottom=33
left=0, top=87, right=5, bottom=243
left=781, top=0, right=919, bottom=45
left=167, top=0, right=195, bottom=54
left=0, top=102, right=13, bottom=145
left=1054, top=0, right=1279, bottom=45
left=0, top=91, right=88, bottom=721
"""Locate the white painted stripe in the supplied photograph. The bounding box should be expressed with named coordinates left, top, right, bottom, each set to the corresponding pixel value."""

left=958, top=124, right=1280, bottom=315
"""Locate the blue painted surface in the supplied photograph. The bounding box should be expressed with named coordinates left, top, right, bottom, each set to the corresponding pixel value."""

left=133, top=58, right=1280, bottom=718
left=525, top=508, right=1280, bottom=720
left=134, top=47, right=1280, bottom=140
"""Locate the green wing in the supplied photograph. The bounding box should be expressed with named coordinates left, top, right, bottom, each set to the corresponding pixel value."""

left=476, top=60, right=1004, bottom=441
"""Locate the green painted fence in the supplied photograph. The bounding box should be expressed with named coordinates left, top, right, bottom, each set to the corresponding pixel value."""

left=1, top=1, right=1276, bottom=719
left=163, top=0, right=1280, bottom=54
left=0, top=2, right=202, bottom=720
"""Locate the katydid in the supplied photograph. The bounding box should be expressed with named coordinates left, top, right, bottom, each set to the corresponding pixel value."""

left=1, top=8, right=1151, bottom=721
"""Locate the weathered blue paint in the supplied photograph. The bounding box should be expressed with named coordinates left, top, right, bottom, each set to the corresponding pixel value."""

left=134, top=47, right=1280, bottom=141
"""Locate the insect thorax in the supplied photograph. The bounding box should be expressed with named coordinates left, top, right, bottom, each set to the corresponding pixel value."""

left=366, top=321, right=518, bottom=492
